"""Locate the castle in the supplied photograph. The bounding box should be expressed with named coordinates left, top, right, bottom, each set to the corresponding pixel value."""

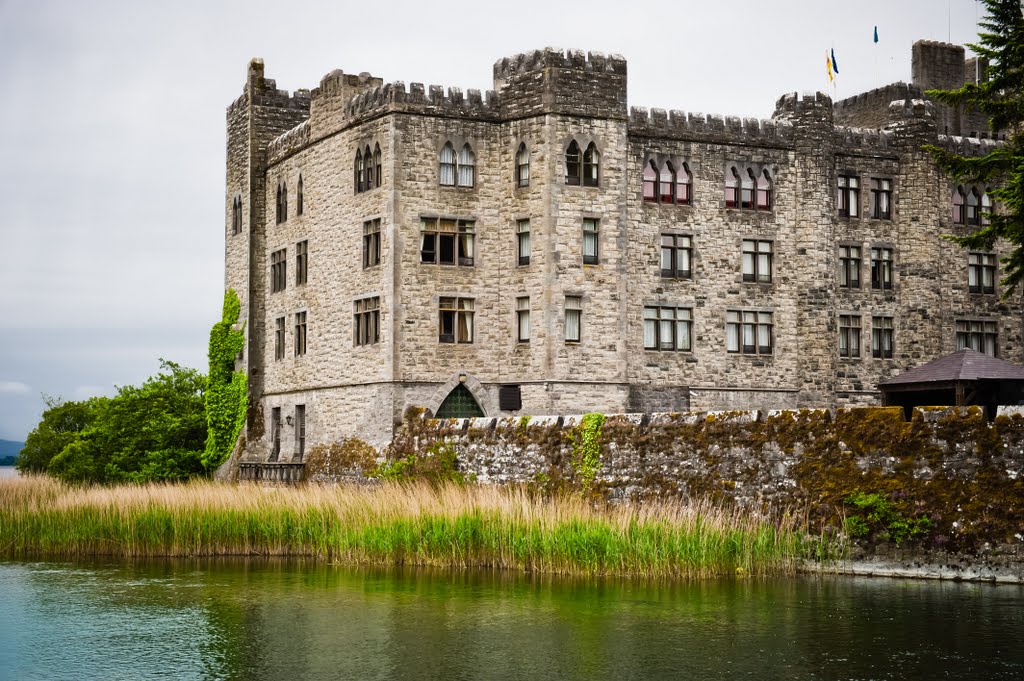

left=224, top=40, right=1022, bottom=461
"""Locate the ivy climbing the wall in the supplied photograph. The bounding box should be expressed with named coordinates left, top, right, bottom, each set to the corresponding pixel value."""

left=570, top=412, right=605, bottom=491
left=203, top=289, right=247, bottom=470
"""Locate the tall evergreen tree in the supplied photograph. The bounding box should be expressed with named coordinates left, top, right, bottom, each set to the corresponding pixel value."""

left=925, top=0, right=1024, bottom=295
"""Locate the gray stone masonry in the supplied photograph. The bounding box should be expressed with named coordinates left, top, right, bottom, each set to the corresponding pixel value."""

left=224, top=42, right=1023, bottom=459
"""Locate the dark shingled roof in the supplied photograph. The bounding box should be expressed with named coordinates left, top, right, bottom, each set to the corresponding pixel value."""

left=879, top=349, right=1024, bottom=387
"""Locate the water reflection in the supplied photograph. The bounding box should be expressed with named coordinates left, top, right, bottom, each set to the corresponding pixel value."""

left=0, top=559, right=1022, bottom=680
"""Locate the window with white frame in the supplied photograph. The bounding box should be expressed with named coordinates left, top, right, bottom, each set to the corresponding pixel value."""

left=516, top=296, right=530, bottom=343
left=565, top=296, right=582, bottom=342
left=742, top=239, right=772, bottom=283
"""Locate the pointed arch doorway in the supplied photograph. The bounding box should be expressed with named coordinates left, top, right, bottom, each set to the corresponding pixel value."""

left=434, top=383, right=485, bottom=418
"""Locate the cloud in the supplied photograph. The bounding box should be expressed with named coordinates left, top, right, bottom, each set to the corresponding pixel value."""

left=0, top=381, right=30, bottom=394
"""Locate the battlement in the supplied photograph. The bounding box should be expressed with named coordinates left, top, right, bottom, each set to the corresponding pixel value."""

left=833, top=126, right=896, bottom=153
left=267, top=120, right=311, bottom=163
left=245, top=58, right=311, bottom=111
left=936, top=133, right=1003, bottom=156
left=342, top=80, right=501, bottom=121
left=773, top=91, right=833, bottom=116
left=628, top=107, right=794, bottom=145
left=833, top=82, right=922, bottom=115
left=492, top=48, right=627, bottom=89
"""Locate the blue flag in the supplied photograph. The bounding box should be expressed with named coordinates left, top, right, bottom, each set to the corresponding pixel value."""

left=831, top=48, right=839, bottom=74
left=874, top=26, right=879, bottom=43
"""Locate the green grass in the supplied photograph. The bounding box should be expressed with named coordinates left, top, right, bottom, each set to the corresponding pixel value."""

left=0, top=476, right=834, bottom=578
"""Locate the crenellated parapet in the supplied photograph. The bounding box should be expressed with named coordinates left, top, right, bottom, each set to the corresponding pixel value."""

left=833, top=126, right=897, bottom=154
left=628, top=107, right=794, bottom=146
left=936, top=133, right=1003, bottom=157
left=492, top=47, right=627, bottom=88
left=773, top=91, right=834, bottom=121
left=245, top=58, right=311, bottom=112
left=341, top=80, right=501, bottom=122
left=267, top=120, right=311, bottom=164
left=833, top=82, right=922, bottom=129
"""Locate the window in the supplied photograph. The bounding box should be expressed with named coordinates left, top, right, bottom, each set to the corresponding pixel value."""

left=725, top=167, right=741, bottom=208
left=498, top=385, right=522, bottom=411
left=439, top=143, right=456, bottom=187
left=274, top=317, right=285, bottom=360
left=981, top=191, right=992, bottom=225
left=727, top=167, right=770, bottom=210
left=968, top=252, right=996, bottom=294
left=420, top=218, right=474, bottom=266
left=271, top=248, right=287, bottom=293
left=354, top=297, right=380, bottom=346
left=296, top=175, right=304, bottom=216
left=294, top=405, right=306, bottom=460
left=871, top=247, right=893, bottom=290
left=838, top=175, right=859, bottom=218
left=643, top=306, right=692, bottom=351
left=516, top=143, right=529, bottom=187
left=517, top=219, right=530, bottom=266
left=742, top=239, right=772, bottom=283
left=295, top=240, right=308, bottom=286
left=643, top=161, right=657, bottom=201
left=355, top=149, right=364, bottom=193
left=870, top=178, right=892, bottom=219
left=966, top=188, right=981, bottom=225
left=839, top=245, right=861, bottom=288
left=276, top=181, right=287, bottom=224
left=952, top=186, right=965, bottom=224
left=271, top=407, right=281, bottom=461
left=294, top=311, right=307, bottom=356
left=516, top=296, right=530, bottom=343
left=363, top=145, right=374, bottom=190
left=374, top=144, right=382, bottom=188
left=363, top=219, right=381, bottom=268
left=658, top=162, right=675, bottom=203
left=565, top=296, right=582, bottom=342
left=565, top=140, right=582, bottom=185
left=583, top=143, right=600, bottom=187
left=660, top=234, right=692, bottom=279
left=956, top=320, right=998, bottom=356
left=231, top=196, right=242, bottom=235
left=871, top=316, right=894, bottom=359
left=439, top=297, right=474, bottom=343
left=582, top=219, right=599, bottom=265
left=726, top=310, right=773, bottom=355
left=839, top=314, right=861, bottom=358
left=677, top=163, right=692, bottom=204
left=644, top=160, right=692, bottom=205
left=756, top=169, right=772, bottom=210
left=457, top=143, right=475, bottom=187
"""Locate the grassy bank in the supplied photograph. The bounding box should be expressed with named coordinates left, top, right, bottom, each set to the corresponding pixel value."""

left=0, top=477, right=831, bottom=578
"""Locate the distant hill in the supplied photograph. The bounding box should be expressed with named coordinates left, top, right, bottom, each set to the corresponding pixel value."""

left=0, top=439, right=23, bottom=465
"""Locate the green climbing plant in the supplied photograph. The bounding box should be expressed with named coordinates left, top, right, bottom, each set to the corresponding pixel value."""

left=570, top=412, right=605, bottom=491
left=203, top=289, right=247, bottom=470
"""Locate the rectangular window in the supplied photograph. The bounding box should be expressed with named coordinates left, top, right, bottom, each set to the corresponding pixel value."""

left=354, top=296, right=380, bottom=346
left=839, top=314, right=862, bottom=358
left=726, top=310, right=773, bottom=355
left=499, top=385, right=522, bottom=411
left=838, top=175, right=860, bottom=218
left=295, top=240, right=308, bottom=285
left=420, top=218, right=474, bottom=266
left=839, top=245, right=861, bottom=288
left=582, top=219, right=599, bottom=265
left=660, top=234, right=692, bottom=279
left=295, top=405, right=306, bottom=460
left=565, top=296, right=582, bottom=342
left=271, top=407, right=281, bottom=461
left=968, top=252, right=996, bottom=294
left=271, top=248, right=287, bottom=293
left=439, top=297, right=474, bottom=343
left=870, top=178, right=892, bottom=219
left=294, top=311, right=307, bottom=356
left=871, top=247, right=894, bottom=290
left=516, top=296, right=530, bottom=343
left=363, top=219, right=381, bottom=268
left=274, top=316, right=285, bottom=360
left=871, top=316, right=894, bottom=359
left=741, top=239, right=773, bottom=283
left=643, top=306, right=693, bottom=352
left=956, top=320, right=998, bottom=356
left=517, top=220, right=530, bottom=266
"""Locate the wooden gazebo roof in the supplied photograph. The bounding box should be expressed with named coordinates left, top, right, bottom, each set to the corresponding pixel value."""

left=879, top=349, right=1024, bottom=391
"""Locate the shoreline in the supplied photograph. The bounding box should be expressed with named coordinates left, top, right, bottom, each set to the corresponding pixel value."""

left=806, top=559, right=1024, bottom=584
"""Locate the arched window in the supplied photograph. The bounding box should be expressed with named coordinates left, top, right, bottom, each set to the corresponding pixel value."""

left=966, top=188, right=981, bottom=225
left=355, top=149, right=364, bottom=193
left=565, top=140, right=581, bottom=185
left=659, top=162, right=675, bottom=203
left=281, top=181, right=288, bottom=221
left=952, top=186, right=965, bottom=224
left=756, top=169, right=772, bottom=210
left=231, top=196, right=242, bottom=235
left=583, top=142, right=600, bottom=187
left=296, top=175, right=304, bottom=216
left=275, top=182, right=285, bottom=224
left=740, top=169, right=755, bottom=209
left=435, top=383, right=484, bottom=418
left=981, top=191, right=992, bottom=226
left=642, top=161, right=657, bottom=201
left=516, top=143, right=529, bottom=187
left=725, top=167, right=741, bottom=208
left=374, top=144, right=382, bottom=188
left=458, top=143, right=475, bottom=187
left=676, top=163, right=692, bottom=204
left=364, top=145, right=374, bottom=189
left=439, top=142, right=456, bottom=186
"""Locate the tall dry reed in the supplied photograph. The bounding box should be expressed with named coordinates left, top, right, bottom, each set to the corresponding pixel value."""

left=0, top=476, right=827, bottom=578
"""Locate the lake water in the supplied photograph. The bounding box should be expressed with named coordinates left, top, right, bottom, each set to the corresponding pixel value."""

left=0, top=560, right=1022, bottom=680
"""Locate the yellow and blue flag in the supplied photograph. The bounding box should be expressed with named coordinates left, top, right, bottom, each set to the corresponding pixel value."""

left=826, top=51, right=833, bottom=82
left=831, top=49, right=839, bottom=74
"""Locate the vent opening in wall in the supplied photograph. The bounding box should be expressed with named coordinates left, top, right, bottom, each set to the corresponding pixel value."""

left=499, top=385, right=522, bottom=411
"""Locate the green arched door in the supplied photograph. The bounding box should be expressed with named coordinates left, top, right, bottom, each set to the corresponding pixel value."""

left=435, top=384, right=485, bottom=418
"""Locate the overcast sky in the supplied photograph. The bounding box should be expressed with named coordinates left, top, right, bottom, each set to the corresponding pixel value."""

left=0, top=0, right=987, bottom=441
